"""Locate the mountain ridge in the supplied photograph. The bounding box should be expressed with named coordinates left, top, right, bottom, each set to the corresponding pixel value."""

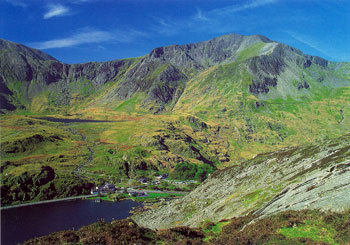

left=0, top=33, right=342, bottom=114
left=1, top=33, right=349, bottom=207
left=1, top=33, right=350, bottom=244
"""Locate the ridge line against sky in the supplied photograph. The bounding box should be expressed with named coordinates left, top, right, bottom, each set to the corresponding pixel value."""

left=1, top=0, right=349, bottom=64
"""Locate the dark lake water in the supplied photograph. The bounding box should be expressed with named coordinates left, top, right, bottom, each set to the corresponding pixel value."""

left=36, top=117, right=116, bottom=123
left=1, top=199, right=141, bottom=245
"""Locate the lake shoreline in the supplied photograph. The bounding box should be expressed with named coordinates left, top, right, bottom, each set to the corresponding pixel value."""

left=35, top=117, right=118, bottom=123
left=1, top=189, right=187, bottom=210
left=0, top=194, right=97, bottom=210
left=2, top=198, right=142, bottom=245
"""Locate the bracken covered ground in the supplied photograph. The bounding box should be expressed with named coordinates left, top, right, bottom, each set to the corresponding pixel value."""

left=25, top=209, right=350, bottom=244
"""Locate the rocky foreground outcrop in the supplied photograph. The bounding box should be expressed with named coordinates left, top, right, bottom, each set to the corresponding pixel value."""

left=25, top=209, right=350, bottom=244
left=133, top=134, right=350, bottom=229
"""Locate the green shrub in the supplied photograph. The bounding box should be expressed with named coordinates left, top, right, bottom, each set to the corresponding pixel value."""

left=170, top=162, right=197, bottom=180
left=195, top=164, right=215, bottom=182
left=170, top=162, right=215, bottom=182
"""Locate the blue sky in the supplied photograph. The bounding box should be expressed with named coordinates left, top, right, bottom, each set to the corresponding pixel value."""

left=0, top=0, right=349, bottom=64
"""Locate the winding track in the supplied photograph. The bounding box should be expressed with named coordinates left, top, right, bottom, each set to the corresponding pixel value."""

left=63, top=127, right=95, bottom=177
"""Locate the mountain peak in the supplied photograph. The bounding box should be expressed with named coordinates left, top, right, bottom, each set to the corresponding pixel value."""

left=1, top=33, right=348, bottom=114
left=147, top=33, right=274, bottom=70
left=0, top=38, right=57, bottom=62
left=217, top=33, right=271, bottom=43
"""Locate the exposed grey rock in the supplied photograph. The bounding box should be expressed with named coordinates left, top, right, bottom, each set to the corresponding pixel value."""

left=249, top=77, right=277, bottom=94
left=0, top=76, right=16, bottom=112
left=67, top=59, right=133, bottom=87
left=132, top=134, right=350, bottom=229
left=247, top=44, right=287, bottom=77
left=0, top=39, right=57, bottom=61
left=148, top=33, right=249, bottom=69
left=297, top=81, right=310, bottom=90
left=0, top=33, right=346, bottom=112
left=0, top=39, right=138, bottom=110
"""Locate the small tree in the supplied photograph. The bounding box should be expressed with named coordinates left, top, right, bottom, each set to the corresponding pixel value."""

left=170, top=163, right=197, bottom=180
left=195, top=164, right=215, bottom=182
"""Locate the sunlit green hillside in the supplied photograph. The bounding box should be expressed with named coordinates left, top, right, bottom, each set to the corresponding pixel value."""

left=1, top=34, right=349, bottom=206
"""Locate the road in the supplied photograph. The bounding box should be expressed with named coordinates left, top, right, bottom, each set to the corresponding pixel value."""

left=1, top=194, right=97, bottom=210
left=127, top=188, right=188, bottom=195
left=1, top=189, right=188, bottom=210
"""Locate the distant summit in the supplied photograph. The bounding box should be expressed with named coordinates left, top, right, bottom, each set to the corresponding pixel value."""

left=1, top=33, right=346, bottom=114
left=1, top=33, right=349, bottom=211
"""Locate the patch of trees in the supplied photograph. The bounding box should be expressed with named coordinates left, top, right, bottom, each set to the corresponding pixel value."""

left=1, top=166, right=93, bottom=206
left=170, top=162, right=216, bottom=182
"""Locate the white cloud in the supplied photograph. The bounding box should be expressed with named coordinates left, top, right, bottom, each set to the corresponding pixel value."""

left=151, top=17, right=179, bottom=36
left=284, top=31, right=350, bottom=61
left=113, top=29, right=147, bottom=43
left=71, top=0, right=94, bottom=4
left=285, top=31, right=329, bottom=57
left=44, top=4, right=70, bottom=19
left=3, top=0, right=27, bottom=7
left=30, top=28, right=146, bottom=49
left=151, top=0, right=279, bottom=37
left=193, top=8, right=209, bottom=22
left=211, top=0, right=278, bottom=16
left=31, top=29, right=114, bottom=49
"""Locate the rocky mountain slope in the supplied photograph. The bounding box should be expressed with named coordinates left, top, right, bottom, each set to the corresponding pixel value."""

left=133, top=134, right=350, bottom=229
left=1, top=33, right=349, bottom=206
left=25, top=209, right=350, bottom=244
left=0, top=38, right=137, bottom=113
left=1, top=34, right=349, bottom=114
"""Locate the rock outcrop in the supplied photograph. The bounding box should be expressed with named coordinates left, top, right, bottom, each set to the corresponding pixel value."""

left=1, top=33, right=342, bottom=113
left=0, top=38, right=137, bottom=111
left=0, top=165, right=93, bottom=205
left=132, top=134, right=350, bottom=229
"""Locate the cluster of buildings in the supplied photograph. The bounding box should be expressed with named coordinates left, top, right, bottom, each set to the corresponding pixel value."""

left=90, top=183, right=116, bottom=195
left=90, top=183, right=149, bottom=197
left=91, top=174, right=170, bottom=197
left=138, top=174, right=169, bottom=185
left=128, top=191, right=148, bottom=197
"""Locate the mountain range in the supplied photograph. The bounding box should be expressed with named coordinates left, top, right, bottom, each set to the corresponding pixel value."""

left=1, top=34, right=348, bottom=115
left=1, top=31, right=349, bottom=228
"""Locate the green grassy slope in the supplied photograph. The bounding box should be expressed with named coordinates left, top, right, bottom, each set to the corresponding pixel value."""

left=1, top=35, right=350, bottom=206
left=174, top=55, right=350, bottom=159
left=132, top=133, right=350, bottom=229
left=0, top=116, right=94, bottom=205
left=25, top=209, right=350, bottom=244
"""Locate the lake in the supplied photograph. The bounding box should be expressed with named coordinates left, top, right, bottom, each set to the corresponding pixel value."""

left=1, top=199, right=141, bottom=245
left=36, top=117, right=117, bottom=123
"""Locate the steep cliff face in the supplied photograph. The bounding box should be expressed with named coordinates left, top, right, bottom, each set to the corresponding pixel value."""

left=0, top=39, right=138, bottom=112
left=132, top=134, right=350, bottom=229
left=1, top=34, right=349, bottom=167
left=146, top=33, right=262, bottom=69
left=92, top=33, right=346, bottom=113
left=96, top=33, right=273, bottom=112
left=66, top=59, right=136, bottom=87
left=0, top=39, right=61, bottom=111
left=2, top=33, right=344, bottom=114
left=1, top=34, right=350, bottom=212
